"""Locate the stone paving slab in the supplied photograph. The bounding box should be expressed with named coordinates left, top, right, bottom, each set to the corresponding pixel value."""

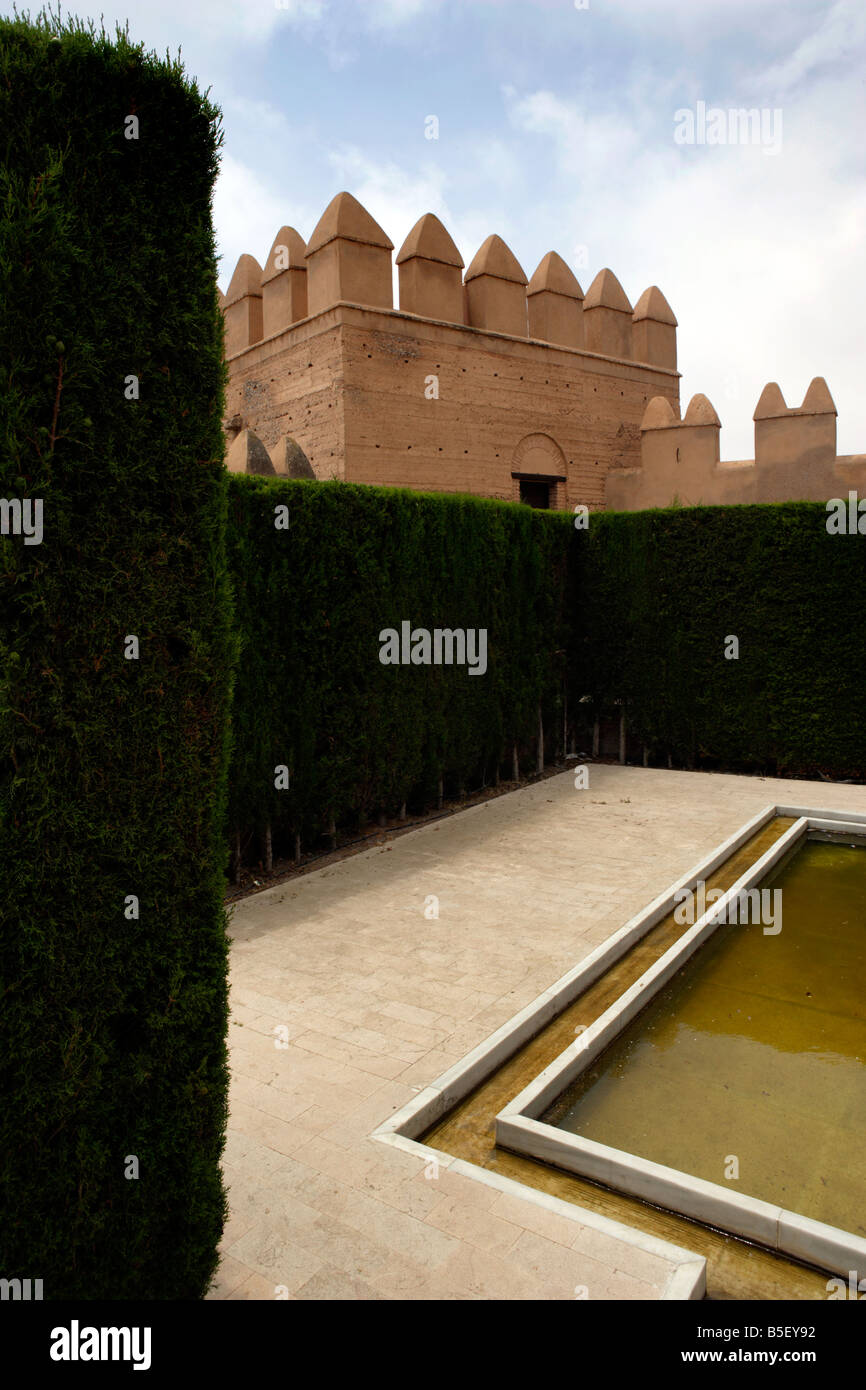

left=209, top=765, right=866, bottom=1300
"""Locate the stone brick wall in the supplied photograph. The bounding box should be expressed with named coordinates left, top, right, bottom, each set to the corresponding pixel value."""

left=337, top=308, right=678, bottom=510
left=224, top=311, right=347, bottom=479
left=225, top=302, right=679, bottom=508
left=608, top=379, right=866, bottom=512
left=219, top=192, right=682, bottom=506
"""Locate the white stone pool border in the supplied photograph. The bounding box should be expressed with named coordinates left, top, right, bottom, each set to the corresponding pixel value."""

left=371, top=801, right=821, bottom=1298
left=494, top=806, right=866, bottom=1279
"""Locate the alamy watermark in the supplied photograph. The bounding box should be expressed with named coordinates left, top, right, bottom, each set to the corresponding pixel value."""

left=826, top=491, right=866, bottom=534
left=674, top=880, right=782, bottom=934
left=49, top=1320, right=151, bottom=1371
left=674, top=102, right=783, bottom=156
left=826, top=1270, right=866, bottom=1299
left=379, top=622, right=487, bottom=676
left=0, top=1277, right=42, bottom=1299
left=1, top=497, right=43, bottom=545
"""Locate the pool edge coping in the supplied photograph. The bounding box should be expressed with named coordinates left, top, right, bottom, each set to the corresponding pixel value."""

left=494, top=806, right=866, bottom=1280
left=370, top=800, right=803, bottom=1299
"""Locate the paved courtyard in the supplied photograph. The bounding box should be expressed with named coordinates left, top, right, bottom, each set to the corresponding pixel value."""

left=208, top=764, right=866, bottom=1300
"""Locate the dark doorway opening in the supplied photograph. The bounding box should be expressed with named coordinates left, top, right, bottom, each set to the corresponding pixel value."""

left=519, top=478, right=551, bottom=509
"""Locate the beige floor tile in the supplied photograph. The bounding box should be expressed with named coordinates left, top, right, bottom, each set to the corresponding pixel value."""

left=293, top=1266, right=384, bottom=1300
left=489, top=1192, right=586, bottom=1248
left=206, top=1254, right=256, bottom=1300
left=221, top=766, right=866, bottom=1300
left=425, top=1194, right=523, bottom=1258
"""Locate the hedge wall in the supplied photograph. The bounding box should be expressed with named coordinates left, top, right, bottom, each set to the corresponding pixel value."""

left=226, top=477, right=574, bottom=857
left=0, top=17, right=234, bottom=1297
left=577, top=504, right=866, bottom=778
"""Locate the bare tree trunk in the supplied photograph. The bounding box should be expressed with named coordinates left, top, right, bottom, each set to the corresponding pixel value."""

left=642, top=745, right=649, bottom=767
left=619, top=709, right=626, bottom=765
left=399, top=801, right=406, bottom=821
left=537, top=705, right=544, bottom=774
left=293, top=832, right=301, bottom=864
left=563, top=686, right=567, bottom=763
left=437, top=777, right=443, bottom=811
left=592, top=718, right=600, bottom=759
left=512, top=743, right=519, bottom=782
left=328, top=814, right=337, bottom=850
left=264, top=822, right=273, bottom=873
left=233, top=831, right=242, bottom=886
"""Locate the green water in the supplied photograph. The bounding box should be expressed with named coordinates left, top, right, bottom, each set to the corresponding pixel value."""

left=546, top=839, right=866, bottom=1236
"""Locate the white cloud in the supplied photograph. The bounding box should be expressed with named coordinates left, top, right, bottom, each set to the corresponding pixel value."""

left=91, top=0, right=323, bottom=46
left=149, top=0, right=865, bottom=461
left=753, top=0, right=866, bottom=94
left=77, top=0, right=434, bottom=58
left=363, top=0, right=433, bottom=27
left=504, top=74, right=866, bottom=459
left=213, top=153, right=318, bottom=287
left=508, top=88, right=644, bottom=188
left=326, top=144, right=450, bottom=246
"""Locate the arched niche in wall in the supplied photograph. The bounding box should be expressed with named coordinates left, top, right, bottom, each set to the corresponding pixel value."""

left=510, top=432, right=567, bottom=509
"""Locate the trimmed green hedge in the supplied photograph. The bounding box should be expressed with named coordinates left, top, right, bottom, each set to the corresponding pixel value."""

left=0, top=16, right=233, bottom=1297
left=577, top=504, right=866, bottom=778
left=226, top=477, right=574, bottom=855
left=226, top=493, right=865, bottom=868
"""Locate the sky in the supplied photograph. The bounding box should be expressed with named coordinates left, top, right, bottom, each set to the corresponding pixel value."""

left=9, top=0, right=865, bottom=459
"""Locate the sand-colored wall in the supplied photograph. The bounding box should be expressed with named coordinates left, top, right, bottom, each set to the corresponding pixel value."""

left=607, top=381, right=866, bottom=511
left=220, top=195, right=681, bottom=507
left=224, top=303, right=679, bottom=507
left=337, top=307, right=678, bottom=509
left=224, top=310, right=347, bottom=480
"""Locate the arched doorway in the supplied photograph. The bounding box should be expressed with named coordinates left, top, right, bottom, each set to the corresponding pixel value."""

left=511, top=432, right=567, bottom=509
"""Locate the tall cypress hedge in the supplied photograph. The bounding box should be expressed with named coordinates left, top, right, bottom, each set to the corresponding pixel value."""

left=226, top=490, right=865, bottom=870
left=226, top=477, right=574, bottom=857
left=0, top=15, right=234, bottom=1297
left=578, top=504, right=866, bottom=778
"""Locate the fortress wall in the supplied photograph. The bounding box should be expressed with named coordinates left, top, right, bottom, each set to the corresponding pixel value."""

left=223, top=310, right=347, bottom=479
left=335, top=306, right=679, bottom=508
left=220, top=195, right=864, bottom=514
left=220, top=195, right=683, bottom=501
left=607, top=380, right=866, bottom=511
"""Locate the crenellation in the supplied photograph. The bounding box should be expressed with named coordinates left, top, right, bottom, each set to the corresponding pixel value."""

left=632, top=285, right=678, bottom=370
left=464, top=234, right=529, bottom=337
left=396, top=212, right=465, bottom=323
left=583, top=268, right=634, bottom=359
left=268, top=434, right=316, bottom=477
left=753, top=376, right=837, bottom=468
left=226, top=427, right=275, bottom=475
left=608, top=377, right=864, bottom=510
left=262, top=226, right=308, bottom=337
left=305, top=191, right=394, bottom=315
left=217, top=193, right=866, bottom=515
left=223, top=253, right=263, bottom=356
left=220, top=196, right=860, bottom=513
left=527, top=251, right=584, bottom=349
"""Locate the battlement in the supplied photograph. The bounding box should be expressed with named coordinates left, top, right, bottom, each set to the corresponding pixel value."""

left=219, top=191, right=684, bottom=510
left=607, top=378, right=866, bottom=510
left=220, top=192, right=861, bottom=517
left=219, top=190, right=677, bottom=369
